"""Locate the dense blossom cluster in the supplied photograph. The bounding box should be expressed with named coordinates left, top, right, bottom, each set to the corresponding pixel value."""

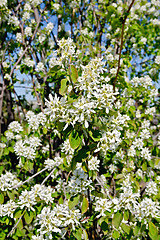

left=0, top=0, right=160, bottom=239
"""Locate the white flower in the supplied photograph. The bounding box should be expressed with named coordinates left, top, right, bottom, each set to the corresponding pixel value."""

left=18, top=189, right=37, bottom=210
left=16, top=33, right=23, bottom=42
left=36, top=62, right=45, bottom=72
left=53, top=3, right=60, bottom=11
left=67, top=168, right=92, bottom=195
left=22, top=12, right=30, bottom=21
left=88, top=156, right=100, bottom=171
left=136, top=169, right=143, bottom=178
left=110, top=68, right=117, bottom=75
left=2, top=62, right=9, bottom=68
left=45, top=22, right=54, bottom=34
left=5, top=131, right=14, bottom=140
left=24, top=27, right=32, bottom=37
left=145, top=107, right=156, bottom=115
left=133, top=138, right=144, bottom=150
left=8, top=121, right=23, bottom=133
left=49, top=55, right=60, bottom=68
left=155, top=55, right=160, bottom=64
left=134, top=198, right=160, bottom=222
left=109, top=164, right=117, bottom=173
left=141, top=147, right=151, bottom=161
left=146, top=181, right=158, bottom=196
left=95, top=197, right=112, bottom=218
left=1, top=200, right=18, bottom=218
left=23, top=57, right=35, bottom=67
left=44, top=157, right=63, bottom=169
left=0, top=0, right=7, bottom=7
left=29, top=0, right=42, bottom=7
left=24, top=3, right=31, bottom=11
left=136, top=110, right=141, bottom=118
left=0, top=143, right=6, bottom=148
left=4, top=74, right=11, bottom=80
left=38, top=34, right=46, bottom=44
left=140, top=37, right=147, bottom=44
left=0, top=172, right=21, bottom=191
left=140, top=129, right=151, bottom=139
left=8, top=16, right=19, bottom=27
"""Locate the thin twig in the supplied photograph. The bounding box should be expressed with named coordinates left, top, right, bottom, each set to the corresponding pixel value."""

left=96, top=176, right=111, bottom=200
left=41, top=168, right=55, bottom=185
left=7, top=208, right=26, bottom=237
left=113, top=0, right=135, bottom=91
left=9, top=6, right=44, bottom=79
left=31, top=74, right=44, bottom=112
left=13, top=167, right=48, bottom=189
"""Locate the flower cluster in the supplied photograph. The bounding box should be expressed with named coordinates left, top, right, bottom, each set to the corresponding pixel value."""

left=0, top=172, right=21, bottom=192
left=14, top=136, right=41, bottom=161
left=34, top=202, right=82, bottom=238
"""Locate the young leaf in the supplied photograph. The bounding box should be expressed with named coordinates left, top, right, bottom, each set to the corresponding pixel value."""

left=68, top=195, right=80, bottom=210
left=81, top=197, right=89, bottom=214
left=69, top=130, right=81, bottom=149
left=112, top=212, right=123, bottom=229
left=112, top=230, right=120, bottom=239
left=0, top=192, right=4, bottom=204
left=24, top=211, right=34, bottom=224
left=149, top=222, right=158, bottom=240
left=59, top=78, right=68, bottom=95
left=121, top=223, right=130, bottom=235
left=70, top=65, right=78, bottom=83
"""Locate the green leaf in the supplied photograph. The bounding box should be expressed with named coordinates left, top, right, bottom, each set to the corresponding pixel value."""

left=114, top=174, right=124, bottom=179
left=0, top=192, right=4, bottom=204
left=59, top=78, right=68, bottom=95
left=58, top=197, right=63, bottom=204
left=71, top=157, right=77, bottom=171
left=0, top=166, right=4, bottom=175
left=73, top=146, right=90, bottom=163
left=112, top=212, right=123, bottom=229
left=124, top=210, right=129, bottom=221
left=72, top=228, right=82, bottom=240
left=149, top=222, right=158, bottom=240
left=89, top=129, right=101, bottom=142
left=28, top=160, right=34, bottom=171
left=43, top=127, right=47, bottom=134
left=14, top=210, right=23, bottom=219
left=82, top=229, right=88, bottom=240
left=82, top=197, right=89, bottom=214
left=24, top=211, right=34, bottom=224
left=91, top=190, right=106, bottom=198
left=69, top=130, right=82, bottom=150
left=112, top=230, right=120, bottom=239
left=121, top=223, right=130, bottom=235
left=7, top=190, right=15, bottom=200
left=17, top=219, right=23, bottom=230
left=101, top=221, right=108, bottom=231
left=6, top=218, right=10, bottom=225
left=70, top=65, right=78, bottom=83
left=69, top=195, right=80, bottom=210
left=3, top=148, right=9, bottom=155
left=133, top=225, right=140, bottom=236
left=0, top=231, right=6, bottom=240
left=8, top=146, right=14, bottom=153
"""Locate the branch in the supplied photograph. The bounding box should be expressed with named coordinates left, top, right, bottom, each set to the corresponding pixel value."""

left=41, top=168, right=55, bottom=185
left=31, top=74, right=44, bottom=112
left=9, top=6, right=44, bottom=79
left=7, top=208, right=26, bottom=237
left=13, top=167, right=49, bottom=189
left=113, top=0, right=135, bottom=91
